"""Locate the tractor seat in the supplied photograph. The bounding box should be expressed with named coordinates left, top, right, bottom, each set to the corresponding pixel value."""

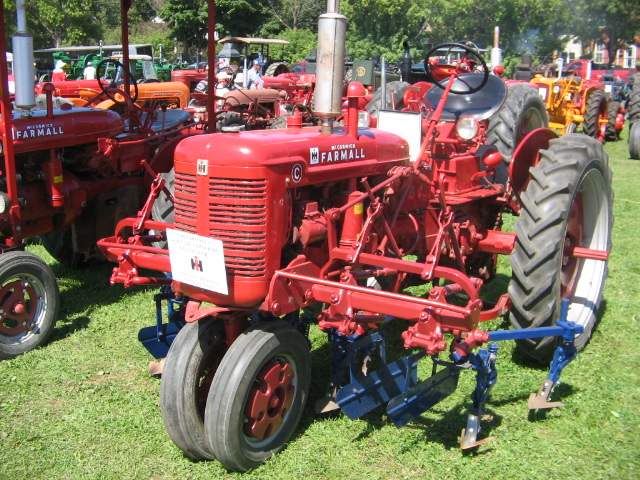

left=422, top=73, right=507, bottom=121
left=125, top=109, right=192, bottom=132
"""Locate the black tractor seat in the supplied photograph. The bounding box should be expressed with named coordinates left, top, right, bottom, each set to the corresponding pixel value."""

left=423, top=73, right=507, bottom=121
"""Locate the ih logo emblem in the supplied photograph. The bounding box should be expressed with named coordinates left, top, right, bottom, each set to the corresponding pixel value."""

left=191, top=256, right=203, bottom=272
left=197, top=159, right=208, bottom=176
left=310, top=147, right=319, bottom=165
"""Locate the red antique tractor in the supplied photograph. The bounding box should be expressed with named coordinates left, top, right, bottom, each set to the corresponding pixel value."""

left=98, top=0, right=612, bottom=472
left=0, top=0, right=200, bottom=359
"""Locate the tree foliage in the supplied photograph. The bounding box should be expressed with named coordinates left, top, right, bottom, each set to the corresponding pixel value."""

left=2, top=0, right=637, bottom=67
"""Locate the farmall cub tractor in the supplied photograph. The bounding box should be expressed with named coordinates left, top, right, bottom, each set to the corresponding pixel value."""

left=99, top=0, right=612, bottom=472
left=0, top=0, right=197, bottom=359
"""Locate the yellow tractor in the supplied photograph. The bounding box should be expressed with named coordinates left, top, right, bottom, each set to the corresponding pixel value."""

left=529, top=74, right=608, bottom=141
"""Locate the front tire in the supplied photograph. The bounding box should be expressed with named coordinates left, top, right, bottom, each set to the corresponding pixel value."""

left=205, top=321, right=310, bottom=472
left=0, top=252, right=59, bottom=359
left=160, top=318, right=226, bottom=460
left=508, top=135, right=613, bottom=363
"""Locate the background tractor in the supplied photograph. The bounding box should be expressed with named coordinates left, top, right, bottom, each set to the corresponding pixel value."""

left=98, top=0, right=612, bottom=472
left=529, top=72, right=610, bottom=140
left=0, top=0, right=199, bottom=359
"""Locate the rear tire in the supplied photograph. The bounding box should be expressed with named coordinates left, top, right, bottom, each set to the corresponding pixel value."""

left=627, top=75, right=640, bottom=126
left=160, top=318, right=226, bottom=460
left=508, top=135, right=612, bottom=363
left=0, top=252, right=59, bottom=359
left=205, top=321, right=310, bottom=472
left=605, top=100, right=622, bottom=141
left=630, top=121, right=640, bottom=160
left=365, top=81, right=409, bottom=117
left=582, top=90, right=607, bottom=141
left=150, top=169, right=175, bottom=249
left=486, top=83, right=548, bottom=184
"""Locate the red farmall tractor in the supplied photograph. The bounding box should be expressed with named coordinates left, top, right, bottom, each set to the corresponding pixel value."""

left=0, top=0, right=199, bottom=359
left=99, top=0, right=612, bottom=472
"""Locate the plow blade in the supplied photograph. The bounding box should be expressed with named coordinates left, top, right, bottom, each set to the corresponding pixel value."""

left=336, top=357, right=419, bottom=420
left=138, top=321, right=182, bottom=359
left=386, top=366, right=460, bottom=428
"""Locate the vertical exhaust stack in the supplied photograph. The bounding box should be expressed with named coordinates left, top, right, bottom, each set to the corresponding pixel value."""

left=13, top=0, right=35, bottom=110
left=314, top=0, right=347, bottom=134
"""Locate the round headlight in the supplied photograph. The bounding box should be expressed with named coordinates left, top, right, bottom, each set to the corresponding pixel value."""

left=0, top=192, right=11, bottom=214
left=456, top=116, right=479, bottom=140
left=553, top=85, right=561, bottom=93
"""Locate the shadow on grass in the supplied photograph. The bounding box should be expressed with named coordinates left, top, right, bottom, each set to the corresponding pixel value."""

left=47, top=259, right=156, bottom=344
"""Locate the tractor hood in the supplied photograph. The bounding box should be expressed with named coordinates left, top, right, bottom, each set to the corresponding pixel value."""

left=173, top=125, right=410, bottom=187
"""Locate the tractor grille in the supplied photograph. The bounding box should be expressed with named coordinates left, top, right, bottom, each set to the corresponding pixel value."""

left=209, top=178, right=267, bottom=277
left=174, top=173, right=197, bottom=233
left=173, top=173, right=268, bottom=277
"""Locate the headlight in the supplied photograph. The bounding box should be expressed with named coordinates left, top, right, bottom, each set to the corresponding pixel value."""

left=358, top=111, right=371, bottom=128
left=553, top=85, right=561, bottom=93
left=0, top=192, right=11, bottom=214
left=456, top=116, right=479, bottom=140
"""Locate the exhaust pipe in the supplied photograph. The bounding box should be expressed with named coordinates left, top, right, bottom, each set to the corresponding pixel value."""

left=314, top=0, right=347, bottom=134
left=13, top=0, right=35, bottom=109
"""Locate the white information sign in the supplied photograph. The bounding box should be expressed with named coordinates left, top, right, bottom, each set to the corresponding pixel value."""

left=167, top=228, right=228, bottom=295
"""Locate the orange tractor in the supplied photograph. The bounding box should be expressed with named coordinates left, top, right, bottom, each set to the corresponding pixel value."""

left=529, top=73, right=609, bottom=141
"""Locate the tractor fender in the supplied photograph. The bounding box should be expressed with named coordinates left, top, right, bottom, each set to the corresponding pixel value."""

left=509, top=127, right=558, bottom=211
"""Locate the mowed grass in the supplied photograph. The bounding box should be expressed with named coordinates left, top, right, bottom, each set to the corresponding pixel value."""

left=1, top=131, right=639, bottom=480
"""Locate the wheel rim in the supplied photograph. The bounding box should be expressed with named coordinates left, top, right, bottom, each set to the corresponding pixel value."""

left=0, top=274, right=48, bottom=344
left=243, top=356, right=297, bottom=444
left=562, top=167, right=609, bottom=328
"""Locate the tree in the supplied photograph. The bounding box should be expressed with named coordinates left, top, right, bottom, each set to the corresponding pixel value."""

left=265, top=0, right=323, bottom=31
left=567, top=0, right=640, bottom=66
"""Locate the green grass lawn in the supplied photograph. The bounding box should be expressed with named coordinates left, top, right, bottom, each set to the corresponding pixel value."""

left=1, top=132, right=639, bottom=480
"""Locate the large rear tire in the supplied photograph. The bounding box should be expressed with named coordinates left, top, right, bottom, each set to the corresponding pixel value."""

left=508, top=135, right=613, bottom=363
left=486, top=83, right=548, bottom=162
left=205, top=321, right=310, bottom=472
left=605, top=100, right=622, bottom=141
left=627, top=75, right=640, bottom=126
left=629, top=121, right=640, bottom=160
left=365, top=81, right=409, bottom=117
left=486, top=83, right=548, bottom=184
left=160, top=318, right=226, bottom=460
left=582, top=90, right=608, bottom=141
left=0, top=252, right=59, bottom=359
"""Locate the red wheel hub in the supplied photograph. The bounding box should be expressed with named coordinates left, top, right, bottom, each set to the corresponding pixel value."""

left=562, top=193, right=584, bottom=297
left=0, top=280, right=36, bottom=335
left=244, top=360, right=295, bottom=440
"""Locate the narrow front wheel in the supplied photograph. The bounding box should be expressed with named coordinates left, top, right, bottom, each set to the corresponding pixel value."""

left=205, top=321, right=310, bottom=472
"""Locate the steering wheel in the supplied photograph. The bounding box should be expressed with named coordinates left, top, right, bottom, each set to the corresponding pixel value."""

left=96, top=59, right=139, bottom=104
left=423, top=42, right=489, bottom=94
left=216, top=67, right=235, bottom=90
